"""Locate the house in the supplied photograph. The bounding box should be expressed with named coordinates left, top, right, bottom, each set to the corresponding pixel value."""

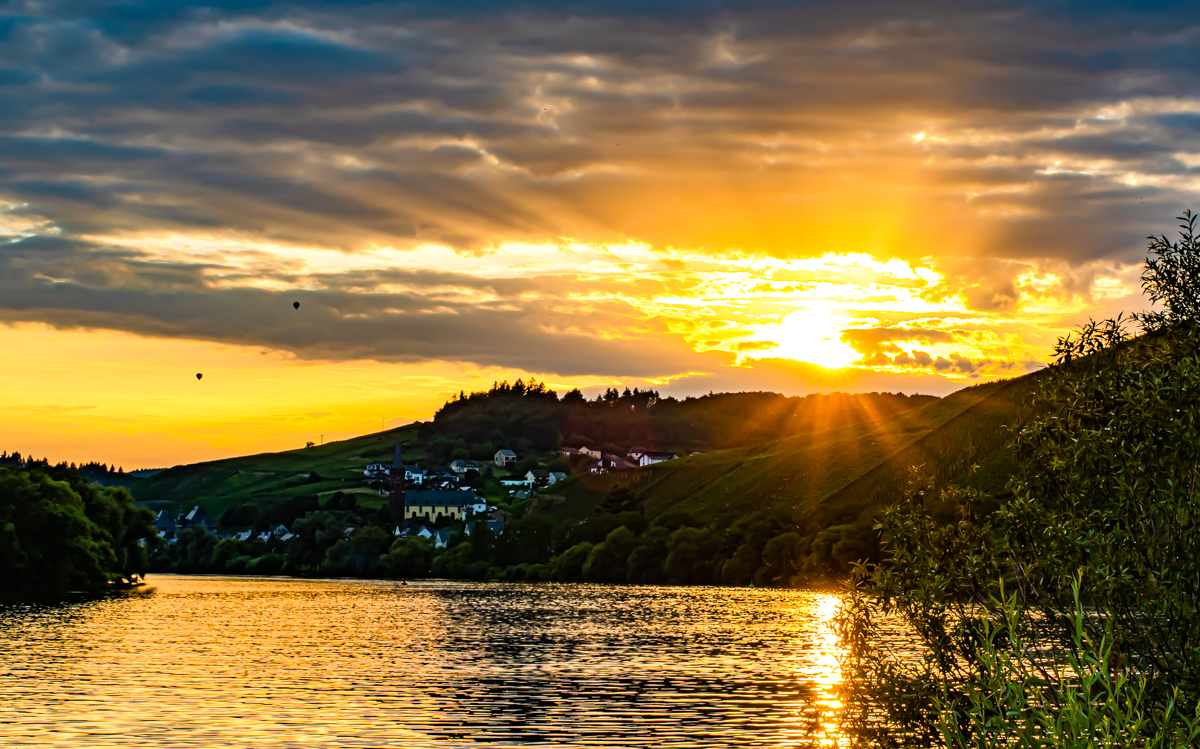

left=494, top=449, right=517, bottom=467
left=638, top=451, right=677, bottom=467
left=421, top=466, right=459, bottom=488
left=500, top=475, right=529, bottom=488
left=626, top=445, right=649, bottom=462
left=403, top=464, right=427, bottom=485
left=578, top=446, right=602, bottom=459
left=179, top=505, right=218, bottom=534
left=402, top=489, right=480, bottom=522
left=688, top=451, right=704, bottom=456
left=433, top=529, right=457, bottom=549
left=364, top=462, right=390, bottom=478
left=525, top=469, right=550, bottom=487
left=558, top=446, right=579, bottom=456
left=548, top=471, right=568, bottom=485
left=467, top=495, right=490, bottom=516
left=394, top=522, right=435, bottom=540
left=586, top=454, right=636, bottom=473
left=153, top=510, right=177, bottom=539
left=233, top=529, right=255, bottom=542
left=449, top=459, right=480, bottom=475
left=465, top=520, right=506, bottom=537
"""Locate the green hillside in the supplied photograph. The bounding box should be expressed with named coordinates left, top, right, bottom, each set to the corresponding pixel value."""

left=131, top=388, right=939, bottom=525
left=131, top=423, right=425, bottom=522
left=531, top=371, right=1042, bottom=579
left=133, top=372, right=1040, bottom=583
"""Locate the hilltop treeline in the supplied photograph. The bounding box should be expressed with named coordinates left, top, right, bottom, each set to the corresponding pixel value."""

left=420, top=379, right=936, bottom=463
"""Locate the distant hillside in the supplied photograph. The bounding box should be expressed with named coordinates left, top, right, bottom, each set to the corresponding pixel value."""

left=421, top=380, right=937, bottom=463
left=130, top=423, right=425, bottom=523
left=530, top=371, right=1042, bottom=580
left=128, top=376, right=1039, bottom=583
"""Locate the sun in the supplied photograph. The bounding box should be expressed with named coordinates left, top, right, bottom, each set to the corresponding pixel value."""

left=761, top=308, right=860, bottom=369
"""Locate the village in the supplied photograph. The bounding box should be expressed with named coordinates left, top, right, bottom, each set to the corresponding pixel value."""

left=150, top=442, right=689, bottom=550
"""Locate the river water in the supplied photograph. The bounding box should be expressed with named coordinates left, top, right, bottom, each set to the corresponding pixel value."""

left=0, top=575, right=847, bottom=747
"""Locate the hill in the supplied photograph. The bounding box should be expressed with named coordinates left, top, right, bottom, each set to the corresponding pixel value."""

left=130, top=423, right=426, bottom=525
left=529, top=370, right=1042, bottom=581
left=419, top=381, right=936, bottom=463
left=131, top=374, right=1040, bottom=584
left=130, top=387, right=938, bottom=525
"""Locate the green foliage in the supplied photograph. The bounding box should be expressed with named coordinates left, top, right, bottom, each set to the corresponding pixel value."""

left=582, top=526, right=638, bottom=582
left=0, top=464, right=157, bottom=593
left=837, top=214, right=1200, bottom=745
left=382, top=537, right=435, bottom=578
left=1140, top=210, right=1200, bottom=332
left=423, top=379, right=935, bottom=458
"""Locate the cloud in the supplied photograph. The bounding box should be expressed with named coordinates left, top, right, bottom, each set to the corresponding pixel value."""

left=0, top=0, right=1193, bottom=385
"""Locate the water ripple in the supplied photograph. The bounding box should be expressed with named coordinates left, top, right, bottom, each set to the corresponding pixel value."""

left=0, top=576, right=846, bottom=747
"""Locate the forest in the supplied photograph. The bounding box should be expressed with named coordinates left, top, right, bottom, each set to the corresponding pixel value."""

left=419, top=379, right=934, bottom=464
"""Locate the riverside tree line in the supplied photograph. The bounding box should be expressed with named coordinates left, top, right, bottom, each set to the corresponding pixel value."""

left=150, top=505, right=828, bottom=587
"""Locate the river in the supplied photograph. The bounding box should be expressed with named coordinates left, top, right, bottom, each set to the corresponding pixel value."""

left=0, top=575, right=847, bottom=747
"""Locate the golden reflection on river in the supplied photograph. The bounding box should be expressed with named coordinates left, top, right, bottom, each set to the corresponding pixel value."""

left=0, top=576, right=848, bottom=747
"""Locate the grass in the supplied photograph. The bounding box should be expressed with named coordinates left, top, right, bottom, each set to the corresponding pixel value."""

left=537, top=372, right=1041, bottom=536
left=131, top=422, right=425, bottom=519
left=131, top=369, right=1043, bottom=564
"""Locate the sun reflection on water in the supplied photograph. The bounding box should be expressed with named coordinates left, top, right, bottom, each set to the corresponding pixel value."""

left=0, top=577, right=850, bottom=748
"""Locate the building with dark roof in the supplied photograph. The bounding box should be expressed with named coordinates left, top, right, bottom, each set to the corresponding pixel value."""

left=403, top=489, right=481, bottom=522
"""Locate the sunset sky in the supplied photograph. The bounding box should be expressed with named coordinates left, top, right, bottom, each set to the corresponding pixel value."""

left=2, top=1, right=1194, bottom=467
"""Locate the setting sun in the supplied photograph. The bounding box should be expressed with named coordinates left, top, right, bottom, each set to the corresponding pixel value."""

left=759, top=309, right=861, bottom=370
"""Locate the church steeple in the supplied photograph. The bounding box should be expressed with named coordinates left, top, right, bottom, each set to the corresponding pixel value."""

left=388, top=440, right=407, bottom=523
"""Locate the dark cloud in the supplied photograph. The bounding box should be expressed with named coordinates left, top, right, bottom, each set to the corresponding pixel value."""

left=0, top=1, right=1196, bottom=372
left=0, top=235, right=719, bottom=377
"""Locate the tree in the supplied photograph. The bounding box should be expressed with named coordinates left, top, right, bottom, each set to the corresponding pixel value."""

left=286, top=511, right=344, bottom=571
left=1140, top=210, right=1200, bottom=331
left=0, top=465, right=157, bottom=592
left=837, top=213, right=1200, bottom=745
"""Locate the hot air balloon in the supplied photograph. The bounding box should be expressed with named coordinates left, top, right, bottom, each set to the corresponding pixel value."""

left=196, top=373, right=203, bottom=380
left=293, top=301, right=300, bottom=309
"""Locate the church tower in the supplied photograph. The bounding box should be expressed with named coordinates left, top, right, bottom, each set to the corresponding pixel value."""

left=388, top=440, right=407, bottom=523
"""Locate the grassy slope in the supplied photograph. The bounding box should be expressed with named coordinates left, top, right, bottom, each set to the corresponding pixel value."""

left=132, top=370, right=1042, bottom=545
left=541, top=371, right=1042, bottom=532
left=130, top=423, right=424, bottom=518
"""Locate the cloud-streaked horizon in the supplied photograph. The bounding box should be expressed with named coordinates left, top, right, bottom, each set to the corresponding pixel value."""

left=2, top=0, right=1197, bottom=464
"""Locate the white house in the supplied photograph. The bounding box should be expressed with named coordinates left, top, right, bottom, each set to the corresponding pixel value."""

left=449, top=459, right=480, bottom=475
left=626, top=445, right=649, bottom=462
left=364, top=462, right=390, bottom=478
left=467, top=495, right=490, bottom=516
left=500, top=475, right=530, bottom=488
left=494, top=449, right=517, bottom=467
left=404, top=465, right=428, bottom=484
left=578, top=446, right=602, bottom=459
left=526, top=469, right=550, bottom=486
left=548, top=471, right=567, bottom=485
left=638, top=451, right=677, bottom=467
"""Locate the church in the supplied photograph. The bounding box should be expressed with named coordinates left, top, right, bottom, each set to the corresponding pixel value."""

left=389, top=441, right=485, bottom=523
